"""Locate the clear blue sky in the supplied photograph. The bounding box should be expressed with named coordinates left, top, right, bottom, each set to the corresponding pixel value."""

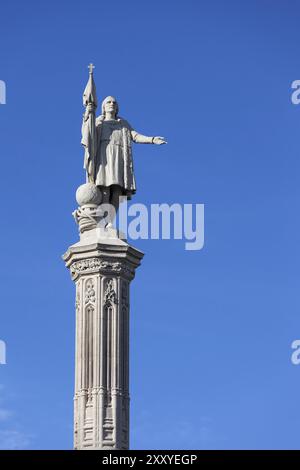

left=0, top=0, right=300, bottom=450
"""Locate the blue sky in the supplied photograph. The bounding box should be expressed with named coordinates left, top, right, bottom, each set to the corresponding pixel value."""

left=0, top=0, right=300, bottom=449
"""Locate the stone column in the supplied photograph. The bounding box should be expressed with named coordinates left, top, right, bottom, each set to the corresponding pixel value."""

left=63, top=185, right=144, bottom=450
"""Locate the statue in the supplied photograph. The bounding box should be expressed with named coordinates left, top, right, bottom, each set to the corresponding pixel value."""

left=80, top=64, right=167, bottom=227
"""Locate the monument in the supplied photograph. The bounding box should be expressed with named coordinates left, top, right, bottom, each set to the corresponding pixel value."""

left=63, top=64, right=166, bottom=450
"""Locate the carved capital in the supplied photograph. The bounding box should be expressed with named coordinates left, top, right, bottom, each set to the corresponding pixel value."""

left=70, top=258, right=135, bottom=280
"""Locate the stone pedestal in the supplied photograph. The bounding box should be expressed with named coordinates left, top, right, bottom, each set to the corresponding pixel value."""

left=63, top=229, right=143, bottom=450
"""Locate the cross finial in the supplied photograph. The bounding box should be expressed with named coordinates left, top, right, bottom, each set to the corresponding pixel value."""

left=88, top=63, right=95, bottom=74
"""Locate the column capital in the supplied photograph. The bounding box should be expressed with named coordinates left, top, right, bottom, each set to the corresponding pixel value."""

left=63, top=240, right=144, bottom=281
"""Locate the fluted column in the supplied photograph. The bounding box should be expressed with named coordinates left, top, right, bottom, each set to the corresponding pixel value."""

left=63, top=239, right=143, bottom=449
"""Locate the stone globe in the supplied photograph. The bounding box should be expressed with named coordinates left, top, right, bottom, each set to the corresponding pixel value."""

left=76, top=183, right=102, bottom=206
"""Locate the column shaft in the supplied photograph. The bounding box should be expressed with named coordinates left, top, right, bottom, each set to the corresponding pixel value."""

left=63, top=241, right=143, bottom=450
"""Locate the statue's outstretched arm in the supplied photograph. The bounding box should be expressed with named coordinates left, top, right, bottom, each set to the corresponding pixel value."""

left=131, top=130, right=167, bottom=145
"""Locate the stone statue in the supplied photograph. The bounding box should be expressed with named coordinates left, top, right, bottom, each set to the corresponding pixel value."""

left=64, top=65, right=154, bottom=452
left=81, top=64, right=167, bottom=222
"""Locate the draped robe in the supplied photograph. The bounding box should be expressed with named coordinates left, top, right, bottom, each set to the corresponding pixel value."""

left=94, top=117, right=136, bottom=199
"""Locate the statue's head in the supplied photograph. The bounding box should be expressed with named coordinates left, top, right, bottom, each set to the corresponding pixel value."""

left=102, top=96, right=119, bottom=118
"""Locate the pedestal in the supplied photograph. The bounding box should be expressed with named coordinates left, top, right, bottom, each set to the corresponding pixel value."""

left=63, top=229, right=144, bottom=450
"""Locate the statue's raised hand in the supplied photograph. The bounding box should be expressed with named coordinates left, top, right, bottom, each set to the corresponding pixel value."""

left=83, top=103, right=96, bottom=121
left=153, top=136, right=167, bottom=145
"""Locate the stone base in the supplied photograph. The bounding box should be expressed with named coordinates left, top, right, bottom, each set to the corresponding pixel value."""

left=73, top=226, right=127, bottom=247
